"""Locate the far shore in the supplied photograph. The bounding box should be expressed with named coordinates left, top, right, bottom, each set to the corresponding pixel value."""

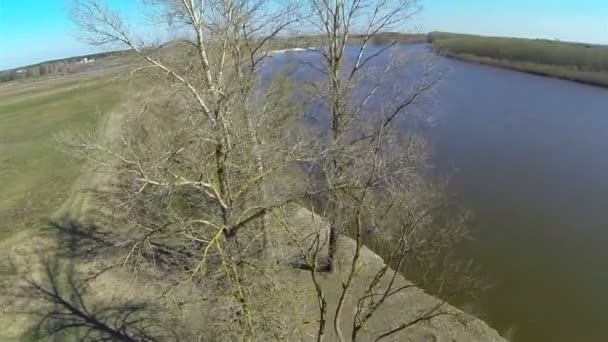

left=428, top=31, right=608, bottom=88
left=439, top=51, right=608, bottom=88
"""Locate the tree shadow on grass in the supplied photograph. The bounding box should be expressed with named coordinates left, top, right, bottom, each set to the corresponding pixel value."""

left=11, top=257, right=181, bottom=342
left=45, top=218, right=116, bottom=261
left=46, top=217, right=200, bottom=273
left=2, top=215, right=187, bottom=341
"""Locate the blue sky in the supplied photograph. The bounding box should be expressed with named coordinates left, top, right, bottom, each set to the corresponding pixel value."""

left=419, top=0, right=608, bottom=43
left=1, top=0, right=607, bottom=70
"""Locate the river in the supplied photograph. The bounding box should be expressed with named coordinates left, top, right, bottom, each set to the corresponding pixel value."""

left=429, top=47, right=608, bottom=341
left=269, top=44, right=608, bottom=341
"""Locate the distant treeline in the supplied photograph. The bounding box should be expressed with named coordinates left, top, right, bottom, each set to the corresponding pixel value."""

left=428, top=32, right=608, bottom=87
left=268, top=32, right=427, bottom=50
left=0, top=50, right=128, bottom=83
left=354, top=32, right=427, bottom=45
left=0, top=63, right=79, bottom=82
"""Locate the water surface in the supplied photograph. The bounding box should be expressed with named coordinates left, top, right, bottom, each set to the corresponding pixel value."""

left=429, top=49, right=608, bottom=342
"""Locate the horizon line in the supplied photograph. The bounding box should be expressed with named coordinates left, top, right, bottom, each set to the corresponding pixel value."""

left=2, top=31, right=606, bottom=72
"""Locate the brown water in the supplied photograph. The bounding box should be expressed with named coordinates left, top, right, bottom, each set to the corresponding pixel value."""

left=269, top=45, right=608, bottom=341
left=428, top=52, right=608, bottom=341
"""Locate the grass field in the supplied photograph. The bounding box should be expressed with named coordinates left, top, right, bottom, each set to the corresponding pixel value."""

left=0, top=75, right=124, bottom=242
left=428, top=32, right=608, bottom=87
left=0, top=71, right=135, bottom=341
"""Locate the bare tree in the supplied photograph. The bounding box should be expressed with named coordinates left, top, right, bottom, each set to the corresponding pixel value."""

left=302, top=0, right=427, bottom=271
left=68, top=0, right=313, bottom=338
left=289, top=0, right=481, bottom=340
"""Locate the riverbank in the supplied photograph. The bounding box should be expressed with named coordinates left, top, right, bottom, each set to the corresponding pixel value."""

left=428, top=32, right=608, bottom=87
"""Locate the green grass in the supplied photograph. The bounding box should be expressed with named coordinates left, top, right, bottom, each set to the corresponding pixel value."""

left=428, top=32, right=608, bottom=87
left=0, top=76, right=124, bottom=242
